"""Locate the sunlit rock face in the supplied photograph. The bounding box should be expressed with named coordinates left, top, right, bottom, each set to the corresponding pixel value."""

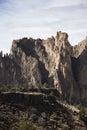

left=0, top=31, right=87, bottom=105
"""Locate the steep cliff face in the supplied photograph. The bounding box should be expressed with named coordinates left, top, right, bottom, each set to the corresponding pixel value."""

left=0, top=31, right=87, bottom=105
left=10, top=32, right=77, bottom=101
left=0, top=54, right=22, bottom=85
left=72, top=37, right=87, bottom=105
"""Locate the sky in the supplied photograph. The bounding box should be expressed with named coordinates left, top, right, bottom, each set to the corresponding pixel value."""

left=0, top=0, right=87, bottom=53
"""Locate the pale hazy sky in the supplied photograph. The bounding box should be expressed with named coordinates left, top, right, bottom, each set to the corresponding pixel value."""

left=0, top=0, right=87, bottom=53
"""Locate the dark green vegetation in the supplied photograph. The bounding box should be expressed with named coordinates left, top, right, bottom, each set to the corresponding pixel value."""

left=0, top=91, right=87, bottom=130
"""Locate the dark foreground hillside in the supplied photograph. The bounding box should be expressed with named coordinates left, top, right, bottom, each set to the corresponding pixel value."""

left=0, top=92, right=87, bottom=130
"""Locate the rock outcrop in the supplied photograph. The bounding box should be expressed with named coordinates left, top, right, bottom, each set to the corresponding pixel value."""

left=72, top=38, right=87, bottom=105
left=0, top=31, right=87, bottom=105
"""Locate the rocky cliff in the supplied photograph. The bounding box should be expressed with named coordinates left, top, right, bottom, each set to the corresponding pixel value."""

left=0, top=31, right=87, bottom=105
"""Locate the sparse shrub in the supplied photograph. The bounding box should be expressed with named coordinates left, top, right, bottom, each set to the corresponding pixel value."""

left=43, top=83, right=49, bottom=88
left=79, top=105, right=87, bottom=127
left=18, top=121, right=36, bottom=130
left=79, top=106, right=86, bottom=115
left=49, top=91, right=54, bottom=96
left=78, top=104, right=87, bottom=116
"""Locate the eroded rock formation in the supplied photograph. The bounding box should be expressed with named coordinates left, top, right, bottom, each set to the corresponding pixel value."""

left=0, top=31, right=87, bottom=105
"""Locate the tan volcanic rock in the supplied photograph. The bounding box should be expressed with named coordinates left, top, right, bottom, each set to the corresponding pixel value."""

left=0, top=32, right=87, bottom=105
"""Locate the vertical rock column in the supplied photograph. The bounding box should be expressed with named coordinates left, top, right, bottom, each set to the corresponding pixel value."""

left=54, top=32, right=79, bottom=102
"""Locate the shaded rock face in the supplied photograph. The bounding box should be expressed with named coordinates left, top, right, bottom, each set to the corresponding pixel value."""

left=0, top=55, right=22, bottom=85
left=0, top=31, right=87, bottom=105
left=72, top=38, right=87, bottom=105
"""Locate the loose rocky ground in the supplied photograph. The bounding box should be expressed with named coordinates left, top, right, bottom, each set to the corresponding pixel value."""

left=0, top=92, right=87, bottom=130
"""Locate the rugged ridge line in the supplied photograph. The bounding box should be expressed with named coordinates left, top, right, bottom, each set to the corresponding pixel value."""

left=0, top=31, right=87, bottom=105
